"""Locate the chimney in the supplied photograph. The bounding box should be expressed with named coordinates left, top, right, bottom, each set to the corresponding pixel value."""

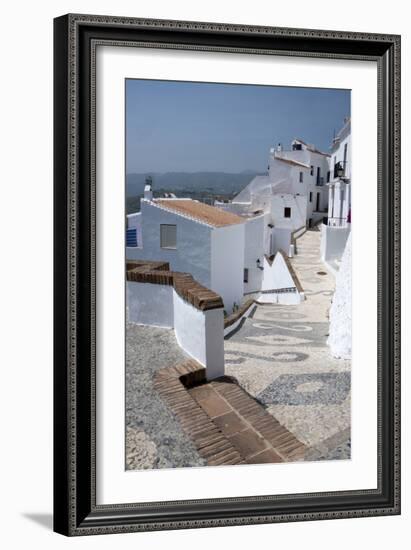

left=277, top=143, right=283, bottom=152
left=144, top=176, right=153, bottom=200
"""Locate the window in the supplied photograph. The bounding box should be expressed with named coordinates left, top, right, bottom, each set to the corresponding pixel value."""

left=160, top=224, right=177, bottom=249
left=310, top=165, right=314, bottom=176
left=243, top=268, right=249, bottom=283
left=327, top=171, right=330, bottom=183
left=309, top=192, right=313, bottom=203
left=299, top=172, right=303, bottom=183
left=284, top=207, right=291, bottom=218
left=292, top=143, right=302, bottom=151
left=126, top=228, right=138, bottom=247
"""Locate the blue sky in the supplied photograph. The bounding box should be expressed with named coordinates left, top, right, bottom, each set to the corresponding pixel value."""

left=126, top=79, right=350, bottom=174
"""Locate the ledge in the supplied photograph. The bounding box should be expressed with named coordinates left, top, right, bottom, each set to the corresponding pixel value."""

left=126, top=260, right=224, bottom=311
left=224, top=298, right=255, bottom=329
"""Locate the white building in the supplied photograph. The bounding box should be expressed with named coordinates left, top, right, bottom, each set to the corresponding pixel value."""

left=215, top=137, right=330, bottom=256
left=320, top=118, right=352, bottom=272
left=327, top=118, right=351, bottom=227
left=126, top=196, right=246, bottom=313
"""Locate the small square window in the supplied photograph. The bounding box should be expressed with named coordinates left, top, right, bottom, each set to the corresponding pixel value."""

left=243, top=268, right=249, bottom=283
left=160, top=224, right=177, bottom=249
left=299, top=172, right=304, bottom=183
left=284, top=207, right=291, bottom=218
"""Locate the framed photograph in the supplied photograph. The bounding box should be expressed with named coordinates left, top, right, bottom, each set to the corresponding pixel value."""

left=53, top=14, right=401, bottom=536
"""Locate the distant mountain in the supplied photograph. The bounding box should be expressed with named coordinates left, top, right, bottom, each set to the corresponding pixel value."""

left=125, top=171, right=262, bottom=197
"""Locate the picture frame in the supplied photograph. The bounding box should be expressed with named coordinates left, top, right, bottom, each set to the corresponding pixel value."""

left=53, top=13, right=401, bottom=536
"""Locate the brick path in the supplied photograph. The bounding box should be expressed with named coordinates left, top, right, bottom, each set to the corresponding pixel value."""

left=154, top=359, right=305, bottom=466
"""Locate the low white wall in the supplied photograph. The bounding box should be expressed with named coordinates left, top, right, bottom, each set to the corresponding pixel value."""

left=328, top=233, right=352, bottom=359
left=173, top=291, right=224, bottom=379
left=127, top=280, right=225, bottom=379
left=320, top=223, right=351, bottom=263
left=204, top=308, right=225, bottom=380
left=223, top=302, right=256, bottom=338
left=258, top=253, right=303, bottom=304
left=127, top=282, right=174, bottom=328
left=257, top=291, right=302, bottom=305
left=261, top=254, right=295, bottom=291
left=293, top=226, right=306, bottom=240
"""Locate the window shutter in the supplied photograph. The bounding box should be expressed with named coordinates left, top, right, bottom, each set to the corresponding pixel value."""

left=160, top=224, right=177, bottom=248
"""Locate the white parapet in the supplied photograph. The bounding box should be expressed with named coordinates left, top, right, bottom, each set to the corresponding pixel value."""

left=327, top=233, right=352, bottom=359
left=127, top=270, right=225, bottom=380
left=173, top=291, right=224, bottom=379
left=127, top=282, right=174, bottom=328
left=320, top=222, right=351, bottom=269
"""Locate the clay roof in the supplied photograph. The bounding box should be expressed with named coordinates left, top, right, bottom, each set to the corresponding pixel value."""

left=155, top=199, right=244, bottom=227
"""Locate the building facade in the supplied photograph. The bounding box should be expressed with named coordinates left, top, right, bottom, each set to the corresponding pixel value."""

left=126, top=197, right=246, bottom=313
left=321, top=118, right=352, bottom=272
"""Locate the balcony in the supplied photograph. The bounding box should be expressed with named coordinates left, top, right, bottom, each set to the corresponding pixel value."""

left=333, top=160, right=347, bottom=179
left=316, top=176, right=324, bottom=186
left=328, top=217, right=347, bottom=228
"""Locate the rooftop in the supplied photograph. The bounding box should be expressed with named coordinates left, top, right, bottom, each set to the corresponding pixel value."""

left=154, top=199, right=244, bottom=228
left=273, top=154, right=310, bottom=169
left=293, top=138, right=331, bottom=157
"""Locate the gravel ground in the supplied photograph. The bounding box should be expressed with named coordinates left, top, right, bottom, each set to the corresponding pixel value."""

left=126, top=323, right=206, bottom=470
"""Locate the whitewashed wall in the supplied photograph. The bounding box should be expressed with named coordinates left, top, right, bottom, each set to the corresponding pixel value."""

left=203, top=308, right=225, bottom=379
left=258, top=253, right=303, bottom=304
left=270, top=194, right=307, bottom=230
left=211, top=223, right=245, bottom=313
left=331, top=130, right=351, bottom=181
left=271, top=226, right=292, bottom=256
left=328, top=233, right=352, bottom=359
left=243, top=215, right=265, bottom=294
left=127, top=280, right=225, bottom=380
left=261, top=254, right=295, bottom=291
left=127, top=212, right=142, bottom=247
left=127, top=200, right=212, bottom=288
left=320, top=223, right=351, bottom=264
left=127, top=211, right=141, bottom=229
left=173, top=291, right=224, bottom=379
left=328, top=181, right=351, bottom=223
left=127, top=282, right=174, bottom=328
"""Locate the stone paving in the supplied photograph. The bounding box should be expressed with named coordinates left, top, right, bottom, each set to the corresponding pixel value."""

left=225, top=228, right=351, bottom=458
left=126, top=323, right=206, bottom=469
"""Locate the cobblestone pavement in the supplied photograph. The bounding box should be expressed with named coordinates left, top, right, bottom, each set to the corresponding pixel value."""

left=126, top=324, right=206, bottom=469
left=225, top=229, right=351, bottom=459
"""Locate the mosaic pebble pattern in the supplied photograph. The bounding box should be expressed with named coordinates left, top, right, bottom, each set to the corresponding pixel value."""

left=225, top=229, right=351, bottom=458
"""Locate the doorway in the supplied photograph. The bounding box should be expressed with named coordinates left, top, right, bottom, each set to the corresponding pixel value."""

left=316, top=192, right=320, bottom=211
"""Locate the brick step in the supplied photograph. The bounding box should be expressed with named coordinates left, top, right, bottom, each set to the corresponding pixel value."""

left=154, top=361, right=306, bottom=466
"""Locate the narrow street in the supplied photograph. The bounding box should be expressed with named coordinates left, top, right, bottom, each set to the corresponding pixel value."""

left=225, top=228, right=351, bottom=459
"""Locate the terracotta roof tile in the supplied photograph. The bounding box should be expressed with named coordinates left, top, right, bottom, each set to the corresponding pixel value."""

left=155, top=199, right=244, bottom=227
